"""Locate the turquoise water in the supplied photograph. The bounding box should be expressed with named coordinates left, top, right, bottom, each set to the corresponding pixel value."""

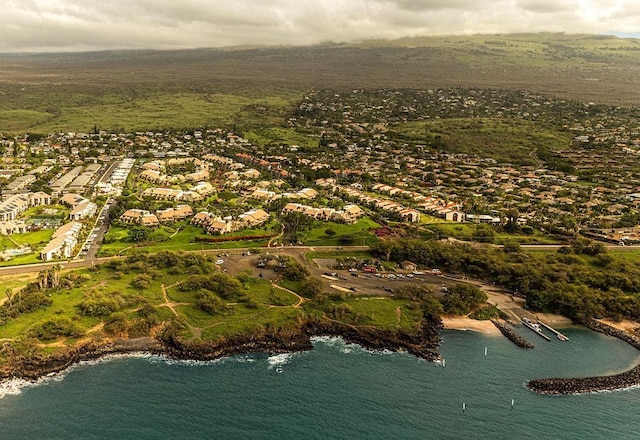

left=1, top=328, right=639, bottom=439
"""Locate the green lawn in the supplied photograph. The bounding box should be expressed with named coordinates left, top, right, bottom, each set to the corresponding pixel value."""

left=0, top=229, right=54, bottom=250
left=99, top=223, right=280, bottom=256
left=343, top=297, right=421, bottom=331
left=424, top=222, right=560, bottom=244
left=298, top=217, right=381, bottom=246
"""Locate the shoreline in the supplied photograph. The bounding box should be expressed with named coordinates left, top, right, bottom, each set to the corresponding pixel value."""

left=527, top=318, right=640, bottom=395
left=441, top=317, right=500, bottom=335
left=4, top=316, right=640, bottom=397
left=0, top=319, right=442, bottom=387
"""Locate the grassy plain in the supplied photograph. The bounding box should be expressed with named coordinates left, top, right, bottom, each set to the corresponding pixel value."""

left=298, top=217, right=381, bottom=246
left=0, top=252, right=425, bottom=358
left=2, top=33, right=640, bottom=137
left=395, top=118, right=572, bottom=164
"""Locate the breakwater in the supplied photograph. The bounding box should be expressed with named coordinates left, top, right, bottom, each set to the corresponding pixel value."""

left=492, top=320, right=534, bottom=349
left=528, top=319, right=640, bottom=395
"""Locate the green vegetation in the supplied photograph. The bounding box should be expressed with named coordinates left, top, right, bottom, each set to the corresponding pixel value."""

left=3, top=33, right=640, bottom=137
left=296, top=217, right=381, bottom=246
left=99, top=223, right=279, bottom=256
left=424, top=222, right=560, bottom=244
left=0, top=251, right=437, bottom=364
left=372, top=238, right=640, bottom=322
left=394, top=118, right=572, bottom=165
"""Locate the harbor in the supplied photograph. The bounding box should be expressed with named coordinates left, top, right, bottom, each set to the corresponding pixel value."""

left=538, top=321, right=570, bottom=341
left=521, top=318, right=551, bottom=341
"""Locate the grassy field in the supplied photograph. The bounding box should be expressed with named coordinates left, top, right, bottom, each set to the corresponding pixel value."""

left=298, top=217, right=381, bottom=246
left=424, top=222, right=560, bottom=244
left=99, top=223, right=280, bottom=256
left=394, top=118, right=572, bottom=165
left=2, top=33, right=640, bottom=136
left=0, top=252, right=426, bottom=360
left=0, top=229, right=55, bottom=267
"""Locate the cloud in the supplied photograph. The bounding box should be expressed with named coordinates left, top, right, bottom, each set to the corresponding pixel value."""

left=0, top=0, right=637, bottom=52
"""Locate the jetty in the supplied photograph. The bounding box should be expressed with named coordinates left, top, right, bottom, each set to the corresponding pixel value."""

left=537, top=321, right=569, bottom=341
left=521, top=318, right=551, bottom=341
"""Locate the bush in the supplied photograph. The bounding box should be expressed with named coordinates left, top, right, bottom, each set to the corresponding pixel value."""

left=196, top=291, right=225, bottom=315
left=3, top=291, right=52, bottom=316
left=131, top=274, right=153, bottom=289
left=28, top=318, right=83, bottom=340
left=79, top=293, right=124, bottom=317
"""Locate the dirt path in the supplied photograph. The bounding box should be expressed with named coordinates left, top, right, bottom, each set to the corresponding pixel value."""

left=267, top=223, right=285, bottom=247
left=271, top=282, right=305, bottom=308
left=158, top=283, right=202, bottom=340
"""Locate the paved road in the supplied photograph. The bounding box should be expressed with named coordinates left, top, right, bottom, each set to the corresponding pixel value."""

left=1, top=241, right=636, bottom=277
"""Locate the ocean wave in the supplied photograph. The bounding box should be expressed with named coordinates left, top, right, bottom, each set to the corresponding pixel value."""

left=267, top=353, right=293, bottom=372
left=0, top=352, right=163, bottom=399
left=311, top=336, right=397, bottom=356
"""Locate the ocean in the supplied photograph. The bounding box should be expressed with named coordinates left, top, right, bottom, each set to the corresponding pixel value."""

left=1, top=327, right=639, bottom=439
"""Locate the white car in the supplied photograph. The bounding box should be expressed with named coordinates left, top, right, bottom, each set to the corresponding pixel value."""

left=216, top=259, right=224, bottom=264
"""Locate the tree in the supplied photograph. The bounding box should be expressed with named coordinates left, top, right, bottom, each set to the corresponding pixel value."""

left=302, top=277, right=323, bottom=297
left=127, top=227, right=149, bottom=243
left=472, top=224, right=496, bottom=243
left=324, top=228, right=336, bottom=237
left=197, top=291, right=225, bottom=315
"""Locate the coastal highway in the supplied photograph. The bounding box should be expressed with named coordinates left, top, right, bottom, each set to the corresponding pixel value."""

left=0, top=245, right=371, bottom=276
left=1, top=242, right=638, bottom=277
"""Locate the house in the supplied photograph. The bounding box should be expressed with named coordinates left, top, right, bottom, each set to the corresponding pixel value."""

left=60, top=193, right=87, bottom=209
left=29, top=192, right=52, bottom=207
left=41, top=221, right=83, bottom=261
left=297, top=188, right=318, bottom=199
left=120, top=209, right=160, bottom=227
left=445, top=211, right=466, bottom=222
left=466, top=214, right=501, bottom=225
left=0, top=220, right=28, bottom=235
left=142, top=187, right=183, bottom=201
left=398, top=209, right=421, bottom=223
left=238, top=209, right=269, bottom=227
left=250, top=189, right=276, bottom=201
left=155, top=205, right=194, bottom=223
left=334, top=204, right=365, bottom=224
left=69, top=201, right=97, bottom=220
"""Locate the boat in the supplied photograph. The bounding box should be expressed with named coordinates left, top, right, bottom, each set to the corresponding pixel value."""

left=521, top=318, right=551, bottom=341
left=557, top=333, right=569, bottom=342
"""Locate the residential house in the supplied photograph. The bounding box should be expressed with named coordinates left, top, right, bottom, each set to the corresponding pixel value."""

left=120, top=209, right=160, bottom=227
left=69, top=200, right=97, bottom=220
left=41, top=221, right=83, bottom=261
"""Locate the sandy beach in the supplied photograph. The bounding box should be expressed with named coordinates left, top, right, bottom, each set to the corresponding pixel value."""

left=441, top=317, right=500, bottom=335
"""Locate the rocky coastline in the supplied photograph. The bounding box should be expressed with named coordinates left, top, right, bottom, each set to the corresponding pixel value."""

left=0, top=319, right=442, bottom=384
left=527, top=319, right=640, bottom=395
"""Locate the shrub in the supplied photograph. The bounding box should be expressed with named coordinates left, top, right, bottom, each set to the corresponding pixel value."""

left=28, top=318, right=83, bottom=340
left=196, top=291, right=225, bottom=315
left=79, top=293, right=124, bottom=317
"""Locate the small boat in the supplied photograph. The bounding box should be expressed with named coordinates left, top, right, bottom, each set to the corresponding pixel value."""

left=521, top=318, right=551, bottom=341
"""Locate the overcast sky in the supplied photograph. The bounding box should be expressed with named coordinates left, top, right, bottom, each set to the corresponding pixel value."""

left=1, top=0, right=638, bottom=52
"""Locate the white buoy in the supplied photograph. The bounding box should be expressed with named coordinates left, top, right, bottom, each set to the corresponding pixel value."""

left=484, top=347, right=488, bottom=356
